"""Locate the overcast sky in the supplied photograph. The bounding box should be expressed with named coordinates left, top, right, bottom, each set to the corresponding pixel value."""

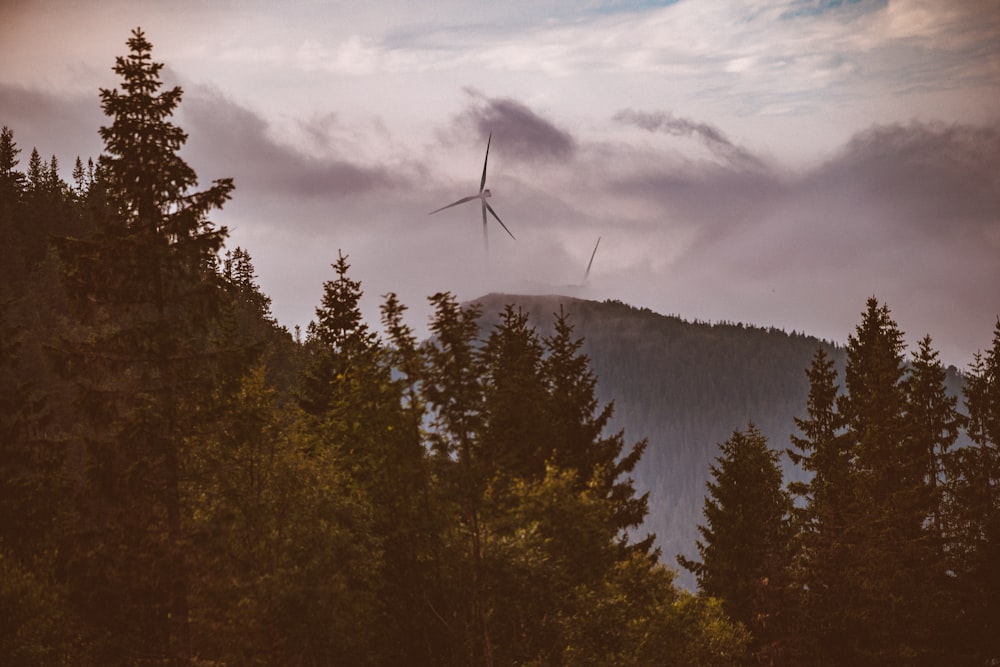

left=2, top=0, right=998, bottom=366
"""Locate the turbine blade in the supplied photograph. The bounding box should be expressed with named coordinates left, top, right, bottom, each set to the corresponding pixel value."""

left=485, top=202, right=515, bottom=240
left=480, top=132, right=491, bottom=193
left=585, top=236, right=602, bottom=282
left=429, top=194, right=479, bottom=215
left=482, top=201, right=488, bottom=253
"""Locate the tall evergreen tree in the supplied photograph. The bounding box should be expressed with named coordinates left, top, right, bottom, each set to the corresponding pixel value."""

left=298, top=256, right=437, bottom=665
left=475, top=304, right=652, bottom=663
left=836, top=298, right=940, bottom=664
left=479, top=304, right=550, bottom=479
left=905, top=336, right=960, bottom=542
left=541, top=306, right=650, bottom=551
left=949, top=320, right=1000, bottom=664
left=421, top=292, right=492, bottom=665
left=681, top=424, right=793, bottom=664
left=903, top=335, right=963, bottom=659
left=299, top=250, right=377, bottom=417
left=0, top=127, right=26, bottom=286
left=0, top=127, right=25, bottom=199
left=786, top=346, right=856, bottom=666
left=50, top=28, right=233, bottom=665
left=26, top=148, right=43, bottom=192
left=72, top=156, right=87, bottom=199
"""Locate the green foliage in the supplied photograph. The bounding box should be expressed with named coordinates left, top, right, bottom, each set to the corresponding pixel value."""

left=786, top=299, right=979, bottom=666
left=471, top=292, right=844, bottom=588
left=947, top=321, right=1000, bottom=662
left=45, top=27, right=234, bottom=665
left=187, top=364, right=381, bottom=666
left=7, top=25, right=1000, bottom=667
left=0, top=546, right=75, bottom=667
left=681, top=424, right=793, bottom=664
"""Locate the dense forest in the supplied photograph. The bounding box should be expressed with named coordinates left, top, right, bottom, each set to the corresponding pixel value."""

left=472, top=293, right=850, bottom=588
left=471, top=293, right=968, bottom=591
left=2, top=29, right=998, bottom=666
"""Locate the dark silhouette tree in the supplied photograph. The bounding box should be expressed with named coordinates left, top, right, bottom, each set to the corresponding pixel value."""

left=681, top=424, right=793, bottom=664
left=786, top=347, right=858, bottom=665
left=479, top=304, right=550, bottom=479
left=50, top=27, right=233, bottom=665
left=948, top=320, right=1000, bottom=664
left=420, top=292, right=493, bottom=665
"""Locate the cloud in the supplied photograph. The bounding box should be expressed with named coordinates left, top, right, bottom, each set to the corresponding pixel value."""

left=613, top=108, right=767, bottom=169
left=0, top=83, right=105, bottom=165
left=179, top=87, right=401, bottom=200
left=809, top=121, right=1000, bottom=236
left=455, top=90, right=576, bottom=161
left=572, top=115, right=999, bottom=363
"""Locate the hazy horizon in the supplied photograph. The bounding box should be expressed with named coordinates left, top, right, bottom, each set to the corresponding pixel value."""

left=2, top=0, right=998, bottom=366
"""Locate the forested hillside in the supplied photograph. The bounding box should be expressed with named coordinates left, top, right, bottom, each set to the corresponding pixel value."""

left=0, top=29, right=746, bottom=666
left=2, top=28, right=998, bottom=667
left=471, top=293, right=966, bottom=588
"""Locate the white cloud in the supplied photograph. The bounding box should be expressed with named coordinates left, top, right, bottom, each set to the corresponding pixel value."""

left=1, top=0, right=998, bottom=364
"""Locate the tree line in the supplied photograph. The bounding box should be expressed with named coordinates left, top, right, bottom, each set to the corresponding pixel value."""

left=682, top=299, right=1000, bottom=666
left=1, top=29, right=747, bottom=666
left=3, top=28, right=997, bottom=667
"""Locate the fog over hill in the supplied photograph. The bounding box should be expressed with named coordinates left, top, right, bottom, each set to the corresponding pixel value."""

left=470, top=293, right=965, bottom=589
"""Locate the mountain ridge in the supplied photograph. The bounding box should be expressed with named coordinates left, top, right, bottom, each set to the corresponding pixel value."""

left=468, top=292, right=844, bottom=589
left=469, top=292, right=968, bottom=589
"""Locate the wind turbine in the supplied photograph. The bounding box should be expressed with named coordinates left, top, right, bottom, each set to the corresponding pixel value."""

left=429, top=132, right=515, bottom=252
left=583, top=236, right=601, bottom=284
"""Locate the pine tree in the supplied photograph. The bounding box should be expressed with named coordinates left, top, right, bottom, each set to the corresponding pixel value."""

left=786, top=347, right=859, bottom=665
left=0, top=127, right=25, bottom=189
left=420, top=292, right=492, bottom=665
left=901, top=335, right=962, bottom=661
left=45, top=155, right=62, bottom=195
left=299, top=250, right=377, bottom=417
left=297, top=257, right=440, bottom=665
left=50, top=27, right=233, bottom=665
left=949, top=320, right=1000, bottom=663
left=542, top=306, right=649, bottom=542
left=904, top=336, right=959, bottom=547
left=680, top=424, right=793, bottom=664
left=836, top=298, right=940, bottom=664
left=0, top=127, right=27, bottom=286
left=479, top=304, right=550, bottom=479
left=26, top=148, right=42, bottom=192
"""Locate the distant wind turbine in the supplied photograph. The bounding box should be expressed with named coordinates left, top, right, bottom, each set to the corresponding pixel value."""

left=583, top=236, right=601, bottom=284
left=429, top=132, right=515, bottom=251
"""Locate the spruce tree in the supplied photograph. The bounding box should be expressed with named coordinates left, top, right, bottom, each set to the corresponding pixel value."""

left=0, top=127, right=26, bottom=198
left=903, top=335, right=963, bottom=659
left=836, top=298, right=940, bottom=664
left=786, top=347, right=858, bottom=665
left=479, top=304, right=550, bottom=479
left=905, top=335, right=960, bottom=540
left=421, top=292, right=492, bottom=665
left=299, top=250, right=377, bottom=417
left=680, top=424, right=793, bottom=664
left=949, top=321, right=1000, bottom=663
left=298, top=256, right=437, bottom=665
left=0, top=127, right=26, bottom=286
left=50, top=28, right=233, bottom=665
left=542, top=306, right=650, bottom=547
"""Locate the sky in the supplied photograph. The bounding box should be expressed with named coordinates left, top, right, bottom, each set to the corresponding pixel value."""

left=1, top=0, right=999, bottom=366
